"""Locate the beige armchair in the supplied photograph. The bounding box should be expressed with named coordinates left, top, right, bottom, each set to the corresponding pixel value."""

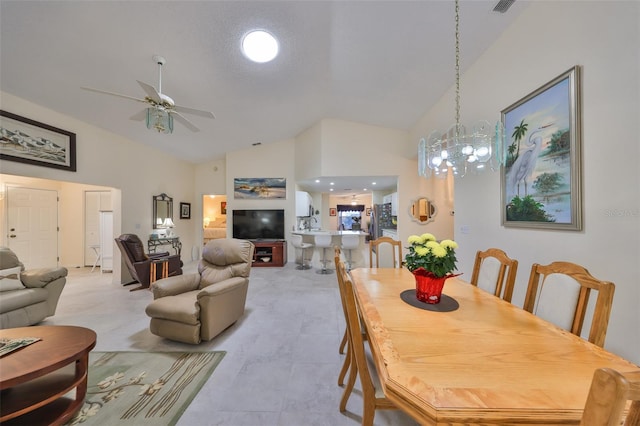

left=145, top=238, right=255, bottom=344
left=0, top=247, right=67, bottom=329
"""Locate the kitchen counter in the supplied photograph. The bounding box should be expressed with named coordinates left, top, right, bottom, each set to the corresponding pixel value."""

left=291, top=230, right=368, bottom=269
left=292, top=230, right=368, bottom=236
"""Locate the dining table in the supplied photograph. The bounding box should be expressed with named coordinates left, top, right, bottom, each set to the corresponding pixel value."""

left=350, top=268, right=639, bottom=425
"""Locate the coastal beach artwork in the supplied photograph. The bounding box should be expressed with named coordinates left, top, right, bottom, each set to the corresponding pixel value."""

left=0, top=110, right=76, bottom=172
left=233, top=178, right=286, bottom=199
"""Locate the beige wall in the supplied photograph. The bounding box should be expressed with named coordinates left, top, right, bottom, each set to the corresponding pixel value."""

left=410, top=1, right=640, bottom=363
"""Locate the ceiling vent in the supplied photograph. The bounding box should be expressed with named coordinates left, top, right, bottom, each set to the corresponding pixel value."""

left=493, top=0, right=515, bottom=13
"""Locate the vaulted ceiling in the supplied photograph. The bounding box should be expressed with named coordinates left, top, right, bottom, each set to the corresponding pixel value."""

left=1, top=0, right=526, bottom=169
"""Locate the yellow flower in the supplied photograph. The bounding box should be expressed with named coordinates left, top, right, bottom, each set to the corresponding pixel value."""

left=407, top=235, right=423, bottom=245
left=431, top=245, right=448, bottom=258
left=415, top=246, right=429, bottom=256
left=425, top=240, right=439, bottom=249
left=421, top=233, right=436, bottom=242
left=440, top=239, right=458, bottom=250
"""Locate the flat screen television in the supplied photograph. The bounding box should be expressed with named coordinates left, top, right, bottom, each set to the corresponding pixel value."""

left=232, top=209, right=285, bottom=240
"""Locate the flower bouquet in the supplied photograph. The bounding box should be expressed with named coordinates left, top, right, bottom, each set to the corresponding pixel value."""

left=405, top=233, right=459, bottom=303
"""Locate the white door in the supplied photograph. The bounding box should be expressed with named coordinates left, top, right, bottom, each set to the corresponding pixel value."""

left=7, top=187, right=58, bottom=269
left=84, top=191, right=111, bottom=266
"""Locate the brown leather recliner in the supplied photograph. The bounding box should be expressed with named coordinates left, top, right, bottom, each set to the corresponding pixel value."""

left=114, top=234, right=182, bottom=290
left=145, top=238, right=254, bottom=344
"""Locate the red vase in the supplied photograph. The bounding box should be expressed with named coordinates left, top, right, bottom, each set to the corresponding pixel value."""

left=413, top=268, right=449, bottom=304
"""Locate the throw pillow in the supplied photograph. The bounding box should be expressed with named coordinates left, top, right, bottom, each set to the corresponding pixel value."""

left=0, top=266, right=24, bottom=292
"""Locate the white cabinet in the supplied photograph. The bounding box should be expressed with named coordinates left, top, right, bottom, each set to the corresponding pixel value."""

left=99, top=211, right=113, bottom=273
left=296, top=191, right=313, bottom=217
left=391, top=192, right=398, bottom=216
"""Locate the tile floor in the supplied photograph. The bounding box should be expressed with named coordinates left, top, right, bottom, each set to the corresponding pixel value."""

left=44, top=259, right=419, bottom=426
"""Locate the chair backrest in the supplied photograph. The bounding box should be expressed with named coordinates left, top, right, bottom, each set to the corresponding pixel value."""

left=314, top=234, right=333, bottom=248
left=341, top=234, right=360, bottom=250
left=470, top=248, right=518, bottom=302
left=523, top=261, right=615, bottom=347
left=199, top=238, right=255, bottom=287
left=115, top=234, right=148, bottom=280
left=290, top=234, right=303, bottom=248
left=581, top=368, right=640, bottom=425
left=369, top=236, right=402, bottom=268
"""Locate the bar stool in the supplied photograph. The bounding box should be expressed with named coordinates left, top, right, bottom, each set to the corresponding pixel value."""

left=314, top=234, right=334, bottom=274
left=291, top=234, right=314, bottom=270
left=341, top=234, right=360, bottom=271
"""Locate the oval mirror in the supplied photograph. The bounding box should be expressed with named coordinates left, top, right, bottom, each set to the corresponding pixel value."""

left=409, top=197, right=436, bottom=224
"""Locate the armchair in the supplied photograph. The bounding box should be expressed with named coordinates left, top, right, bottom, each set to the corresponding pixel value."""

left=145, top=238, right=254, bottom=344
left=114, top=234, right=182, bottom=290
left=0, top=247, right=67, bottom=328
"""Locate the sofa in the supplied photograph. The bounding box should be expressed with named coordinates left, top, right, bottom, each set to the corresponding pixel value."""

left=0, top=247, right=67, bottom=329
left=145, top=238, right=254, bottom=344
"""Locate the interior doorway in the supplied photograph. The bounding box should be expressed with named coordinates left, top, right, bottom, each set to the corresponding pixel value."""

left=202, top=194, right=227, bottom=246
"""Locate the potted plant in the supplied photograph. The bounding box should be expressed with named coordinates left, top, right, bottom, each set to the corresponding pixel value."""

left=405, top=233, right=459, bottom=303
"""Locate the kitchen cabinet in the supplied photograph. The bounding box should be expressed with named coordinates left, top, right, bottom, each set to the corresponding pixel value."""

left=383, top=192, right=399, bottom=216
left=296, top=191, right=313, bottom=217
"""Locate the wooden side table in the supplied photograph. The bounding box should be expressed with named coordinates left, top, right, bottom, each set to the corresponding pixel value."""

left=0, top=325, right=96, bottom=426
left=150, top=258, right=169, bottom=286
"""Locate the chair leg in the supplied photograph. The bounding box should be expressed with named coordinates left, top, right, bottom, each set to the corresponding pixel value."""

left=296, top=247, right=312, bottom=270
left=338, top=340, right=350, bottom=386
left=340, top=350, right=357, bottom=412
left=316, top=247, right=334, bottom=274
left=339, top=327, right=347, bottom=354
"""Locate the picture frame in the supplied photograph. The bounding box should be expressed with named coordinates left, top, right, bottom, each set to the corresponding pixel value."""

left=0, top=110, right=76, bottom=172
left=233, top=178, right=286, bottom=199
left=180, top=202, right=191, bottom=219
left=366, top=207, right=372, bottom=216
left=501, top=66, right=582, bottom=231
left=329, top=208, right=337, bottom=217
left=221, top=201, right=227, bottom=215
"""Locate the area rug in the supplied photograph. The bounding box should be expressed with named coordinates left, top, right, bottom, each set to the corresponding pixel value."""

left=67, top=351, right=225, bottom=426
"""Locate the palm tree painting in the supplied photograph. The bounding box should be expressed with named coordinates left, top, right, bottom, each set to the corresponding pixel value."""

left=501, top=66, right=582, bottom=230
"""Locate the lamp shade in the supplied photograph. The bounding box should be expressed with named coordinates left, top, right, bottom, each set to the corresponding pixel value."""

left=163, top=218, right=174, bottom=228
left=146, top=108, right=173, bottom=134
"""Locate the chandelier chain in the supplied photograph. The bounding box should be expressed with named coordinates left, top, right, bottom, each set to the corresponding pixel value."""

left=454, top=0, right=461, bottom=138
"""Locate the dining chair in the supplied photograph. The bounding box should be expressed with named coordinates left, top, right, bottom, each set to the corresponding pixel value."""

left=339, top=259, right=397, bottom=425
left=522, top=261, right=615, bottom=347
left=580, top=367, right=640, bottom=425
left=335, top=247, right=348, bottom=356
left=469, top=248, right=518, bottom=302
left=368, top=236, right=402, bottom=268
left=335, top=256, right=354, bottom=401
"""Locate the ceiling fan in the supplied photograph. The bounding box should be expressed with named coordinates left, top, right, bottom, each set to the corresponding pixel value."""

left=81, top=55, right=215, bottom=133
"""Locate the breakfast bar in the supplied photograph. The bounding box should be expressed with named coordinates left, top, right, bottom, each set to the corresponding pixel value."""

left=350, top=268, right=639, bottom=425
left=291, top=230, right=368, bottom=269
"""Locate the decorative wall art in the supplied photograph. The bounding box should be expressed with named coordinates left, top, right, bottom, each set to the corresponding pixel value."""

left=180, top=202, right=191, bottom=219
left=501, top=66, right=582, bottom=230
left=0, top=110, right=77, bottom=172
left=329, top=208, right=337, bottom=217
left=233, top=178, right=286, bottom=199
left=221, top=201, right=227, bottom=215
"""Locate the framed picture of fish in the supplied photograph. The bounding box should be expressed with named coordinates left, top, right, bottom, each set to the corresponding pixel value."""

left=0, top=110, right=76, bottom=172
left=501, top=66, right=582, bottom=231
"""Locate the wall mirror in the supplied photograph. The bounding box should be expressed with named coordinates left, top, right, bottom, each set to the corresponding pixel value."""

left=153, top=193, right=173, bottom=229
left=409, top=197, right=436, bottom=224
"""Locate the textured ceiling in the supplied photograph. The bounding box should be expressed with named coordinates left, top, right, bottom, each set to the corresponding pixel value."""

left=1, top=0, right=526, bottom=169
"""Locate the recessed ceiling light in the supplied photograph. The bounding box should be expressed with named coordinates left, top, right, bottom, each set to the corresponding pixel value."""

left=242, top=30, right=279, bottom=63
left=315, top=179, right=320, bottom=183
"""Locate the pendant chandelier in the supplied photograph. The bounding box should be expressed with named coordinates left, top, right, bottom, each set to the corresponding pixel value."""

left=418, top=0, right=505, bottom=179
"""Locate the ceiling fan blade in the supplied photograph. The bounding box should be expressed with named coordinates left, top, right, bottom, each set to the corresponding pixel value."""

left=171, top=112, right=200, bottom=132
left=81, top=86, right=147, bottom=103
left=174, top=104, right=216, bottom=119
left=137, top=80, right=162, bottom=103
left=129, top=109, right=147, bottom=121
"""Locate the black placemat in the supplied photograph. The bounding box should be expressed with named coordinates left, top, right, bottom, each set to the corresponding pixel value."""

left=400, top=289, right=459, bottom=312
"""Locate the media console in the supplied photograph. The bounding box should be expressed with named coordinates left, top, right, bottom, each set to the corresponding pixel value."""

left=251, top=240, right=287, bottom=267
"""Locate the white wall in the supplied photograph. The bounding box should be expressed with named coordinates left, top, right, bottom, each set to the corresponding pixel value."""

left=0, top=92, right=197, bottom=282
left=411, top=1, right=640, bottom=363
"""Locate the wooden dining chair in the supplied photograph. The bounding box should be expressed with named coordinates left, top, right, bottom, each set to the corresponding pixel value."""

left=339, top=260, right=397, bottom=425
left=523, top=261, right=615, bottom=347
left=368, top=236, right=402, bottom=268
left=580, top=368, right=640, bottom=425
left=469, top=248, right=518, bottom=302
left=335, top=247, right=348, bottom=356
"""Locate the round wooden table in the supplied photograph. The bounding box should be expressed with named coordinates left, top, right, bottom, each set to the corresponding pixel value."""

left=0, top=325, right=97, bottom=426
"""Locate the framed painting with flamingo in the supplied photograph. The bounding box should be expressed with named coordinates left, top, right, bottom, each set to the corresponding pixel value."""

left=501, top=66, right=582, bottom=231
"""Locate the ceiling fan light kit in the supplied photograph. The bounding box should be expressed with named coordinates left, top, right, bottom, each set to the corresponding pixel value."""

left=81, top=55, right=215, bottom=135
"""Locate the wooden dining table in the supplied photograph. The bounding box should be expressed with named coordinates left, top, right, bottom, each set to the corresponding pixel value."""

left=350, top=268, right=639, bottom=425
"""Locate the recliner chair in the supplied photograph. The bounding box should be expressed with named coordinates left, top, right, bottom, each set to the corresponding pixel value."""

left=145, top=238, right=254, bottom=344
left=115, top=234, right=182, bottom=290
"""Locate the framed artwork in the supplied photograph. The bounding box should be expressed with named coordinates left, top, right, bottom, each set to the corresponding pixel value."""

left=501, top=66, right=582, bottom=231
left=329, top=208, right=337, bottom=216
left=233, top=178, right=286, bottom=199
left=366, top=207, right=372, bottom=216
left=0, top=110, right=76, bottom=172
left=180, top=202, right=191, bottom=219
left=221, top=201, right=227, bottom=215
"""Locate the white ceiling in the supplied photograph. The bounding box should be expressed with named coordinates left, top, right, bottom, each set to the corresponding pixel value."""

left=0, top=0, right=525, bottom=195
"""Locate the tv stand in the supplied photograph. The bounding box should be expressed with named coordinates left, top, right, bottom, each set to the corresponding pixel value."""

left=252, top=240, right=287, bottom=267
